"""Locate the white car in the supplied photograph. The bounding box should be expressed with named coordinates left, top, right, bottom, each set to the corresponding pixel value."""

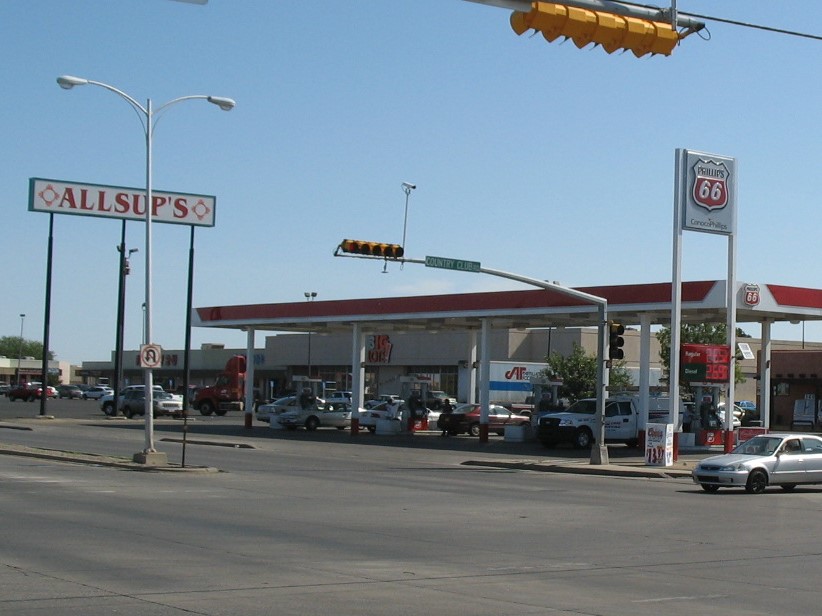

left=713, top=406, right=742, bottom=430
left=693, top=434, right=822, bottom=493
left=277, top=401, right=352, bottom=431
left=364, top=394, right=400, bottom=409
left=83, top=386, right=113, bottom=400
left=357, top=401, right=403, bottom=432
left=326, top=391, right=352, bottom=403
left=256, top=396, right=326, bottom=423
left=100, top=385, right=170, bottom=416
left=119, top=390, right=184, bottom=419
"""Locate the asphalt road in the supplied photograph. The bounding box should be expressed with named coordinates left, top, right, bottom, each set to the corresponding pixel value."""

left=3, top=399, right=822, bottom=615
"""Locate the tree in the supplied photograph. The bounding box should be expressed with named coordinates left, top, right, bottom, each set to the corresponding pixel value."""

left=0, top=336, right=53, bottom=361
left=655, top=323, right=747, bottom=385
left=547, top=343, right=631, bottom=403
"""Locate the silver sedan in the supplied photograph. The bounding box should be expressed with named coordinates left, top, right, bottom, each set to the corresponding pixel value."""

left=692, top=433, right=822, bottom=494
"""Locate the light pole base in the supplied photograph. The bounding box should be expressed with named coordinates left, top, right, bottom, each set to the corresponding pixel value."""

left=590, top=445, right=610, bottom=465
left=133, top=451, right=168, bottom=466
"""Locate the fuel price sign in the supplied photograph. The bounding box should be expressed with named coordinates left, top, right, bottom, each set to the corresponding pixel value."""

left=680, top=343, right=731, bottom=383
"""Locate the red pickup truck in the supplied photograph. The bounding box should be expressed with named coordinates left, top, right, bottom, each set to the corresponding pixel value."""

left=7, top=382, right=57, bottom=402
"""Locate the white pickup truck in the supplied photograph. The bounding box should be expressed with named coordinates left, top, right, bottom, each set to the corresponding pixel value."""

left=535, top=395, right=679, bottom=449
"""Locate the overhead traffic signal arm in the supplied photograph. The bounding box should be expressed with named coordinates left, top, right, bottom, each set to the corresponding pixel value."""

left=336, top=239, right=405, bottom=259
left=509, top=1, right=702, bottom=57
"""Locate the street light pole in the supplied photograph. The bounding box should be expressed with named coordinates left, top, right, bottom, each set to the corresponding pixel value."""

left=400, top=182, right=416, bottom=253
left=57, top=75, right=234, bottom=462
left=113, top=236, right=138, bottom=416
left=304, top=291, right=317, bottom=377
left=15, top=313, right=25, bottom=385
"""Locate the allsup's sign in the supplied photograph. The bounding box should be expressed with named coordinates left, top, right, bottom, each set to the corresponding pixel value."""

left=28, top=177, right=216, bottom=227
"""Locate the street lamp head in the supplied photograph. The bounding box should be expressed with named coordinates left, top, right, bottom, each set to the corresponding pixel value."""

left=20, top=313, right=25, bottom=319
left=207, top=96, right=236, bottom=111
left=56, top=75, right=89, bottom=90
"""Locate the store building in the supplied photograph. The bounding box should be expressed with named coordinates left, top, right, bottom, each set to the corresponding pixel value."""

left=0, top=356, right=74, bottom=386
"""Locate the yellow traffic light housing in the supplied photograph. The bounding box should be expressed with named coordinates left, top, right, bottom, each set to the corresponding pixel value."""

left=337, top=239, right=404, bottom=259
left=510, top=2, right=683, bottom=57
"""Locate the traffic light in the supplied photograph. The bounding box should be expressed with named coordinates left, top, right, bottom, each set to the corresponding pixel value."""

left=338, top=239, right=404, bottom=259
left=608, top=321, right=625, bottom=360
left=510, top=2, right=682, bottom=57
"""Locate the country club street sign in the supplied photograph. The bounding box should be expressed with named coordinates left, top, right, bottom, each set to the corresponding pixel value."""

left=29, top=177, right=216, bottom=227
left=425, top=255, right=481, bottom=273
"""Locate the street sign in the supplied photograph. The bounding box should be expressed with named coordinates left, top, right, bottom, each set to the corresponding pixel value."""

left=139, top=344, right=163, bottom=369
left=424, top=255, right=481, bottom=273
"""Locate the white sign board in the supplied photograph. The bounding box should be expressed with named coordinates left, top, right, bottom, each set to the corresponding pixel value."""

left=737, top=342, right=755, bottom=361
left=679, top=150, right=736, bottom=236
left=29, top=177, right=216, bottom=227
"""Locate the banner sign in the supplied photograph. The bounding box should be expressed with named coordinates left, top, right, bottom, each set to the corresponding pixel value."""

left=29, top=177, right=216, bottom=227
left=679, top=150, right=736, bottom=236
left=645, top=422, right=673, bottom=467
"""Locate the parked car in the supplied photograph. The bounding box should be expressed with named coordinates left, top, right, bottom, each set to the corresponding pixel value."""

left=713, top=405, right=742, bottom=430
left=119, top=389, right=184, bottom=419
left=56, top=384, right=84, bottom=399
left=693, top=433, right=822, bottom=494
left=425, top=390, right=457, bottom=410
left=255, top=396, right=326, bottom=422
left=8, top=382, right=57, bottom=402
left=364, top=394, right=401, bottom=409
left=358, top=400, right=403, bottom=432
left=277, top=401, right=352, bottom=431
left=100, top=385, right=169, bottom=416
left=0, top=384, right=11, bottom=396
left=83, top=386, right=113, bottom=400
left=438, top=403, right=530, bottom=436
left=326, top=391, right=352, bottom=403
left=734, top=400, right=760, bottom=426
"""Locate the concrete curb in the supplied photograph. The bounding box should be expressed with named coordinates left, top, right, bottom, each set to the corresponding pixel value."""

left=0, top=443, right=219, bottom=473
left=463, top=459, right=695, bottom=479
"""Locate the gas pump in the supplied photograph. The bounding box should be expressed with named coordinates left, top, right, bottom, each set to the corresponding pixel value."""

left=692, top=384, right=728, bottom=446
left=399, top=377, right=430, bottom=431
left=531, top=375, right=562, bottom=413
left=292, top=376, right=323, bottom=399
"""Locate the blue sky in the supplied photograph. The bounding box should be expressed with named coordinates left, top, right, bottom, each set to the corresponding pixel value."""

left=3, top=1, right=822, bottom=364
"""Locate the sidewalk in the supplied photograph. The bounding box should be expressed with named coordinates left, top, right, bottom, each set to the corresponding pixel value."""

left=462, top=450, right=711, bottom=479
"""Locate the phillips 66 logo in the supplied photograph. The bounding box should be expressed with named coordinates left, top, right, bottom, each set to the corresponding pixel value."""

left=743, top=284, right=760, bottom=307
left=691, top=158, right=730, bottom=211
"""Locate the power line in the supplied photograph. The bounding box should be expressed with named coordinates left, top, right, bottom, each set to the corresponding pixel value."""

left=619, top=1, right=822, bottom=41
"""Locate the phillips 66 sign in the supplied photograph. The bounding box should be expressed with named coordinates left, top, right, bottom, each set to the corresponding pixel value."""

left=679, top=150, right=736, bottom=236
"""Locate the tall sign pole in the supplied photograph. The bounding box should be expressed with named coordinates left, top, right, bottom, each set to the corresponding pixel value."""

left=673, top=149, right=738, bottom=454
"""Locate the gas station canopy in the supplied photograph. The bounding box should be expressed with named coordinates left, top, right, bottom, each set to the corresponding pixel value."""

left=194, top=280, right=822, bottom=334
